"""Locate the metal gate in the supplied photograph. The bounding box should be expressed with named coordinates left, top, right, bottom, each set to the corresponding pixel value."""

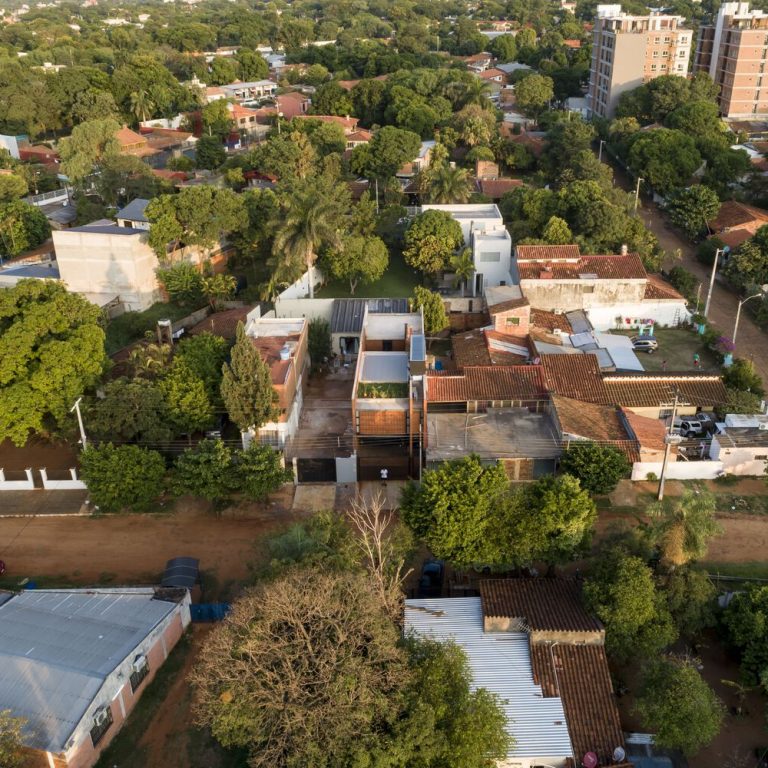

left=357, top=455, right=412, bottom=481
left=297, top=457, right=337, bottom=483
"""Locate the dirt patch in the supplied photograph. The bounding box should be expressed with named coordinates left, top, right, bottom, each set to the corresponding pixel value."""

left=0, top=496, right=300, bottom=587
left=707, top=516, right=768, bottom=564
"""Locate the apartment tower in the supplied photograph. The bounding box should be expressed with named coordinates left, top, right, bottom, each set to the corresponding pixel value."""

left=588, top=5, right=692, bottom=118
left=694, top=2, right=768, bottom=118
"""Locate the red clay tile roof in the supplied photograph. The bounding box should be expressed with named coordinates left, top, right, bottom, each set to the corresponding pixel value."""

left=502, top=129, right=545, bottom=156
left=531, top=644, right=625, bottom=766
left=488, top=296, right=529, bottom=314
left=551, top=395, right=629, bottom=442
left=115, top=126, right=147, bottom=147
left=478, top=178, right=524, bottom=198
left=463, top=52, right=494, bottom=62
left=485, top=330, right=532, bottom=364
left=479, top=578, right=603, bottom=633
left=715, top=228, right=755, bottom=250
left=518, top=254, right=647, bottom=280
left=711, top=200, right=768, bottom=231
left=563, top=38, right=582, bottom=48
left=644, top=275, right=684, bottom=300
left=425, top=366, right=547, bottom=402
left=278, top=91, right=310, bottom=103
left=452, top=330, right=492, bottom=367
left=603, top=373, right=728, bottom=408
left=541, top=355, right=610, bottom=403
left=188, top=307, right=251, bottom=339
left=531, top=309, right=573, bottom=334
left=516, top=244, right=581, bottom=260
left=622, top=408, right=667, bottom=452
left=347, top=129, right=372, bottom=142
left=478, top=67, right=506, bottom=80
left=251, top=334, right=300, bottom=385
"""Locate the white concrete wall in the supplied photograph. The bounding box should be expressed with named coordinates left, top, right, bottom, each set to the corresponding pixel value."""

left=0, top=469, right=34, bottom=491
left=52, top=228, right=161, bottom=312
left=40, top=468, right=87, bottom=490
left=631, top=460, right=725, bottom=480
left=274, top=268, right=325, bottom=301
left=274, top=298, right=334, bottom=321
left=588, top=301, right=690, bottom=331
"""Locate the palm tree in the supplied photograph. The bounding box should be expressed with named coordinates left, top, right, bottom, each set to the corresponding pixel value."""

left=128, top=341, right=171, bottom=378
left=424, top=165, right=475, bottom=204
left=129, top=89, right=154, bottom=123
left=272, top=180, right=349, bottom=299
left=447, top=78, right=492, bottom=109
left=449, top=248, right=474, bottom=296
left=647, top=488, right=722, bottom=567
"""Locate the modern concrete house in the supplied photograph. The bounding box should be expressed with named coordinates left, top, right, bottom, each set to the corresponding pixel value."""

left=422, top=204, right=514, bottom=297
left=710, top=413, right=768, bottom=474
left=694, top=2, right=768, bottom=118
left=0, top=588, right=191, bottom=768
left=587, top=5, right=692, bottom=118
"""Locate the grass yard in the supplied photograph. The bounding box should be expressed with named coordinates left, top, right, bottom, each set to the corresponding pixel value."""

left=105, top=301, right=193, bottom=355
left=700, top=561, right=768, bottom=580
left=609, top=328, right=719, bottom=372
left=316, top=250, right=420, bottom=299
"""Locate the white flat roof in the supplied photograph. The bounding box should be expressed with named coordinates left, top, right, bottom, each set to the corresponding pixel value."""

left=364, top=312, right=423, bottom=339
left=405, top=597, right=573, bottom=760
left=422, top=203, right=502, bottom=220
left=246, top=317, right=305, bottom=338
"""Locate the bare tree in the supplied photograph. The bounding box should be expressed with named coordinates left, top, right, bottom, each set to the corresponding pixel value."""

left=346, top=492, right=413, bottom=621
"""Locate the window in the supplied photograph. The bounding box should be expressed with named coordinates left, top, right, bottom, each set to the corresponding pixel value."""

left=653, top=50, right=659, bottom=58
left=755, top=454, right=768, bottom=460
left=664, top=36, right=671, bottom=43
left=662, top=50, right=669, bottom=57
left=651, top=64, right=657, bottom=71
left=505, top=316, right=521, bottom=326
left=90, top=707, right=113, bottom=747
left=582, top=285, right=595, bottom=293
left=130, top=655, right=150, bottom=692
left=479, top=251, right=501, bottom=262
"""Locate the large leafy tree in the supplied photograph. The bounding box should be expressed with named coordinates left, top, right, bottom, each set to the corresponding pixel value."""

left=722, top=584, right=768, bottom=688
left=350, top=125, right=422, bottom=180
left=59, top=118, right=121, bottom=184
left=325, top=234, right=389, bottom=294
left=237, top=442, right=292, bottom=501
left=666, top=186, right=721, bottom=239
left=626, top=129, right=702, bottom=196
left=634, top=658, right=724, bottom=756
left=0, top=173, right=27, bottom=203
left=190, top=568, right=408, bottom=768
left=159, top=359, right=214, bottom=437
left=583, top=549, right=677, bottom=661
left=410, top=286, right=449, bottom=337
left=500, top=474, right=597, bottom=566
left=400, top=456, right=509, bottom=567
left=403, top=209, right=464, bottom=274
left=665, top=566, right=716, bottom=639
left=0, top=710, right=27, bottom=768
left=80, top=443, right=166, bottom=512
left=0, top=200, right=51, bottom=257
left=271, top=176, right=350, bottom=297
left=559, top=443, right=631, bottom=494
left=0, top=281, right=106, bottom=446
left=87, top=378, right=173, bottom=444
left=174, top=332, right=228, bottom=403
left=221, top=323, right=279, bottom=432
left=196, top=135, right=226, bottom=170
left=173, top=438, right=239, bottom=501
left=513, top=74, right=554, bottom=119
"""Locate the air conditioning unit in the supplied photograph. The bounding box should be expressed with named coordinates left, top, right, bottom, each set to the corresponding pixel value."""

left=552, top=328, right=563, bottom=336
left=94, top=708, right=109, bottom=727
left=759, top=422, right=768, bottom=431
left=132, top=655, right=147, bottom=674
left=553, top=309, right=564, bottom=315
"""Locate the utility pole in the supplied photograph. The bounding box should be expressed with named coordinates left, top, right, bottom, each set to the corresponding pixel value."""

left=703, top=248, right=722, bottom=319
left=375, top=178, right=379, bottom=214
left=70, top=397, right=88, bottom=450
left=598, top=139, right=605, bottom=163
left=634, top=177, right=644, bottom=214
left=657, top=388, right=683, bottom=501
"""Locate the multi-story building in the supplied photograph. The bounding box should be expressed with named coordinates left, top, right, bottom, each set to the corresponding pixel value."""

left=588, top=5, right=692, bottom=118
left=694, top=2, right=768, bottom=118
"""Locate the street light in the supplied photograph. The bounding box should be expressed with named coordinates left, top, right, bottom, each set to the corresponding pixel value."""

left=703, top=247, right=723, bottom=320
left=733, top=284, right=768, bottom=345
left=598, top=139, right=606, bottom=163
left=633, top=177, right=644, bottom=214
left=276, top=110, right=284, bottom=135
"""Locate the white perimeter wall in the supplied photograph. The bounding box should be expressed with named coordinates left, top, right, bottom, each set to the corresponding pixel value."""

left=632, top=460, right=725, bottom=481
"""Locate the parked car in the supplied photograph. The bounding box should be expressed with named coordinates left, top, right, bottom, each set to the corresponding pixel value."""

left=417, top=559, right=444, bottom=598
left=679, top=414, right=716, bottom=438
left=631, top=336, right=659, bottom=354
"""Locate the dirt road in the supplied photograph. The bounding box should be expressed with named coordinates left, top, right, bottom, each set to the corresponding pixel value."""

left=0, top=495, right=298, bottom=590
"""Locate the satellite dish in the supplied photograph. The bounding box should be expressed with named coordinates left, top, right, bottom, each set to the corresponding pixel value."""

left=613, top=746, right=626, bottom=763
left=583, top=752, right=598, bottom=768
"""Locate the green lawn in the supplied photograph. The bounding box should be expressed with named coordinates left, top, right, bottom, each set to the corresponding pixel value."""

left=105, top=301, right=195, bottom=355
left=609, top=328, right=719, bottom=372
left=316, top=250, right=420, bottom=299
left=700, top=561, right=768, bottom=580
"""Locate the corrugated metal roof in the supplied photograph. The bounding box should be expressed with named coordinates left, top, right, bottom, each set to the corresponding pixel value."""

left=404, top=597, right=573, bottom=760
left=116, top=198, right=150, bottom=223
left=330, top=299, right=409, bottom=334
left=0, top=589, right=178, bottom=752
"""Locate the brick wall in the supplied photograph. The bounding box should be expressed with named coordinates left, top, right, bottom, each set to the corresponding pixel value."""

left=358, top=410, right=407, bottom=434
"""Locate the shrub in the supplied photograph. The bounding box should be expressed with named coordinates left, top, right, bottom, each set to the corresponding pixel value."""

left=668, top=266, right=698, bottom=298
left=80, top=443, right=166, bottom=512
left=559, top=443, right=631, bottom=494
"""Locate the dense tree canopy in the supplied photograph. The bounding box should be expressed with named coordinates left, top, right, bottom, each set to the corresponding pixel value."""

left=0, top=281, right=106, bottom=446
left=403, top=209, right=464, bottom=274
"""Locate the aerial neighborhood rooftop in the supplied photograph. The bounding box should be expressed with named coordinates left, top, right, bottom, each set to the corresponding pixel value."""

left=1, top=1, right=768, bottom=767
